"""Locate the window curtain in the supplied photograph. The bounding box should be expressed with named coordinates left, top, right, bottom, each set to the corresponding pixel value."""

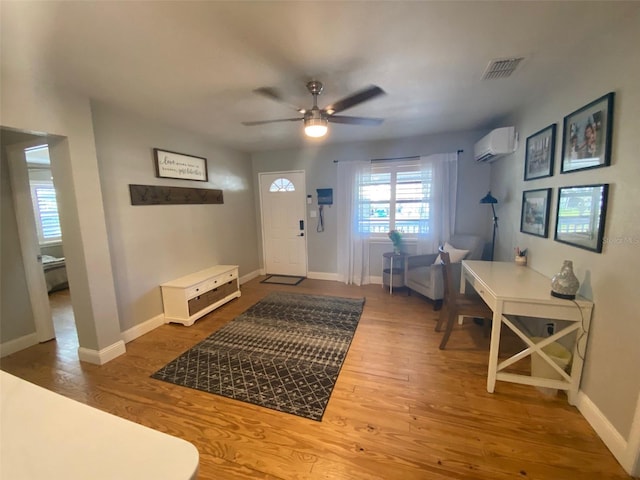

left=416, top=152, right=458, bottom=254
left=337, top=160, right=372, bottom=285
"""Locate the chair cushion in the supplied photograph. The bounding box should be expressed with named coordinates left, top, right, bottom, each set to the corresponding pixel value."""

left=433, top=242, right=469, bottom=265
left=406, top=266, right=432, bottom=288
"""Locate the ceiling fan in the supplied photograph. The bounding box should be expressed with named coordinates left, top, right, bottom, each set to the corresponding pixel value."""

left=242, top=81, right=386, bottom=137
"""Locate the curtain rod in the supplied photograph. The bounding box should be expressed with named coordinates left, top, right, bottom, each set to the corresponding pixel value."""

left=333, top=149, right=463, bottom=163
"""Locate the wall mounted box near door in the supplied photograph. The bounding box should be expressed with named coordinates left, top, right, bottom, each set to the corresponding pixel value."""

left=161, top=265, right=240, bottom=326
left=317, top=188, right=333, bottom=205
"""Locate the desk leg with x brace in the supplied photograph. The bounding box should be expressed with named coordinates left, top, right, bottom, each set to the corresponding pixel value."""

left=486, top=299, right=591, bottom=405
left=460, top=261, right=593, bottom=405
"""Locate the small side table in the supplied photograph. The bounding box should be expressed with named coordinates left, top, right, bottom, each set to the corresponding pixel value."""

left=382, top=252, right=408, bottom=295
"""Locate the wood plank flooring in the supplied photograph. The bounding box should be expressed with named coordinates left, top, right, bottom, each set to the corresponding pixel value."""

left=1, top=279, right=631, bottom=479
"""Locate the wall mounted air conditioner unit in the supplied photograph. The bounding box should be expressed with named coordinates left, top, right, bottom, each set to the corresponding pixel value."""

left=474, top=126, right=517, bottom=163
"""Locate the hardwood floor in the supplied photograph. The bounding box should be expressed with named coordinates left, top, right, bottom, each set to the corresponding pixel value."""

left=1, top=279, right=631, bottom=479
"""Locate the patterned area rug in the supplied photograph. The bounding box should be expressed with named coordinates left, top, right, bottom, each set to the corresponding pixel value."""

left=152, top=292, right=365, bottom=421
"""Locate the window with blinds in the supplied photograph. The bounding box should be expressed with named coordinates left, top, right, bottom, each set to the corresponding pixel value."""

left=359, top=160, right=431, bottom=236
left=30, top=181, right=62, bottom=244
left=25, top=145, right=62, bottom=245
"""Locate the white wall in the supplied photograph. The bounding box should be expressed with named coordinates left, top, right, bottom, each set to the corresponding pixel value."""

left=91, top=102, right=259, bottom=331
left=0, top=68, right=123, bottom=359
left=251, top=129, right=492, bottom=278
left=489, top=11, right=640, bottom=470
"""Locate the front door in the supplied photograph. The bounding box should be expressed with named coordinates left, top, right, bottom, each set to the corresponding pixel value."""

left=259, top=171, right=307, bottom=276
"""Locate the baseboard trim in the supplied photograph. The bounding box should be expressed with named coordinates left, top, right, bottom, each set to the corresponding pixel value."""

left=305, top=272, right=384, bottom=285
left=307, top=271, right=340, bottom=282
left=0, top=332, right=39, bottom=357
left=623, top=392, right=640, bottom=476
left=121, top=314, right=165, bottom=344
left=78, top=340, right=126, bottom=365
left=576, top=390, right=638, bottom=475
left=240, top=269, right=261, bottom=285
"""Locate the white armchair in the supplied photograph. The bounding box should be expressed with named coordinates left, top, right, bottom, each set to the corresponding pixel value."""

left=404, top=234, right=485, bottom=310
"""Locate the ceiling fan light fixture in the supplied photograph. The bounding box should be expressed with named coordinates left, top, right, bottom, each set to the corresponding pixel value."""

left=304, top=117, right=328, bottom=137
left=245, top=81, right=385, bottom=136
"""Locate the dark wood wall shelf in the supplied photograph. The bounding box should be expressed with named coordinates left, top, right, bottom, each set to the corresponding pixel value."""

left=129, top=184, right=223, bottom=205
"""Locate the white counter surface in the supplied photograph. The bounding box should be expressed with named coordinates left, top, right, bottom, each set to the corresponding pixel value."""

left=1, top=371, right=199, bottom=479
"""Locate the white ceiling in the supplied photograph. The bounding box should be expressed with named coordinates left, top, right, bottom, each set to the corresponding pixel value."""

left=1, top=1, right=637, bottom=153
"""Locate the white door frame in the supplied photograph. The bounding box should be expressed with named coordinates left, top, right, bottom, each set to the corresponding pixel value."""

left=6, top=141, right=55, bottom=342
left=258, top=170, right=308, bottom=276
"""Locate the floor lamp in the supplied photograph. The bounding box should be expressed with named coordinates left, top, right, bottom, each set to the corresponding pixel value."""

left=480, top=191, right=498, bottom=261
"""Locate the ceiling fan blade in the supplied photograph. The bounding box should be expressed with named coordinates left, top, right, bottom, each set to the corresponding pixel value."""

left=328, top=115, right=384, bottom=126
left=241, top=118, right=302, bottom=126
left=324, top=85, right=385, bottom=114
left=254, top=87, right=282, bottom=101
left=253, top=87, right=305, bottom=112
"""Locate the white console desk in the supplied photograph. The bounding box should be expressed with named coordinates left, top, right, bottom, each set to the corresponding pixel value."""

left=461, top=261, right=593, bottom=404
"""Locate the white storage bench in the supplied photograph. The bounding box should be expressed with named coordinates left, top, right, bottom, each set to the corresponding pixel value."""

left=161, top=265, right=240, bottom=326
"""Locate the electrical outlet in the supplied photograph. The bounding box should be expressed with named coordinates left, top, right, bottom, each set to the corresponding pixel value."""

left=546, top=322, right=556, bottom=336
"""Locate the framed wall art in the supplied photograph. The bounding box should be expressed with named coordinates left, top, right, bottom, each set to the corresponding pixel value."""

left=560, top=92, right=614, bottom=174
left=524, top=124, right=556, bottom=181
left=554, top=184, right=609, bottom=253
left=153, top=148, right=208, bottom=182
left=520, top=188, right=552, bottom=238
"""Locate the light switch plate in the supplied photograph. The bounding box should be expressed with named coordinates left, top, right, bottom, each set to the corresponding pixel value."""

left=310, top=210, right=317, bottom=218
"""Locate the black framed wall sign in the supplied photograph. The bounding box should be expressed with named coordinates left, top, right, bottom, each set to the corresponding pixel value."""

left=525, top=124, right=556, bottom=181
left=521, top=188, right=552, bottom=238
left=554, top=184, right=609, bottom=252
left=154, top=148, right=208, bottom=182
left=560, top=92, right=614, bottom=174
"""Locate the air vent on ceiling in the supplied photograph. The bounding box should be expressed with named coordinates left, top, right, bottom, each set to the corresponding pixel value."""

left=482, top=57, right=524, bottom=80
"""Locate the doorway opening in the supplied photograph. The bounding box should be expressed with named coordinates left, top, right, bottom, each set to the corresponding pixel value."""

left=25, top=144, right=78, bottom=349
left=3, top=132, right=79, bottom=356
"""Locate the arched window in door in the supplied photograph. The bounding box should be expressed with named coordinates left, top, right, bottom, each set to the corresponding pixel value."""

left=269, top=177, right=296, bottom=192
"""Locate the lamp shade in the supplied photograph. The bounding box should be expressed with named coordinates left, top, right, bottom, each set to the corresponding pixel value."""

left=304, top=107, right=328, bottom=138
left=304, top=118, right=328, bottom=137
left=480, top=191, right=498, bottom=204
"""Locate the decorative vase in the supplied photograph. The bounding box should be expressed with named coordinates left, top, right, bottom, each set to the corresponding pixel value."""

left=515, top=255, right=527, bottom=266
left=393, top=245, right=401, bottom=255
left=550, top=260, right=580, bottom=299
